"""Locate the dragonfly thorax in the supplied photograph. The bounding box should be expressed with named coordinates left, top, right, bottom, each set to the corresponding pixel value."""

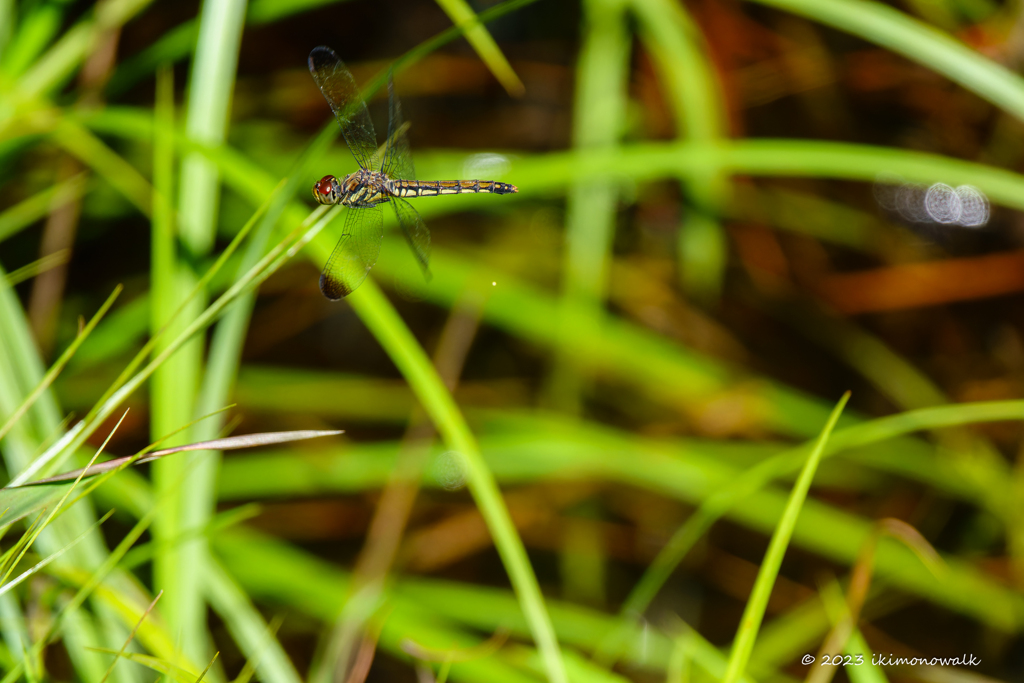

left=312, top=170, right=392, bottom=207
left=338, top=169, right=390, bottom=207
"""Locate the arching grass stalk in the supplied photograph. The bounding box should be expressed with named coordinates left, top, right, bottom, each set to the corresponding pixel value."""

left=723, top=392, right=850, bottom=683
left=348, top=279, right=568, bottom=683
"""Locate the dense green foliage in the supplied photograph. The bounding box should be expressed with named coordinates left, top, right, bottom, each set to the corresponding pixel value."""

left=1, top=0, right=1024, bottom=682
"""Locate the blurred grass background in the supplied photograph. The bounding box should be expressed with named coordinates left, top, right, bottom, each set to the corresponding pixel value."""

left=3, top=0, right=1024, bottom=681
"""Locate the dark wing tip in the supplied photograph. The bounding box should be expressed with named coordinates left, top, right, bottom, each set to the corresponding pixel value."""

left=319, top=273, right=350, bottom=301
left=309, top=46, right=339, bottom=74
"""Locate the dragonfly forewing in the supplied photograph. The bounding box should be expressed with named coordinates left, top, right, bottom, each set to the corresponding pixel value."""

left=382, top=72, right=416, bottom=182
left=319, top=204, right=384, bottom=300
left=308, top=46, right=379, bottom=172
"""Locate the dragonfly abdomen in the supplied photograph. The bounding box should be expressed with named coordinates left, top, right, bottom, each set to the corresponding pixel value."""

left=389, top=179, right=518, bottom=198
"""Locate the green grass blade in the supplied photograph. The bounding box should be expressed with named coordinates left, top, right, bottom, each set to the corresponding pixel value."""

left=177, top=0, right=246, bottom=255
left=0, top=285, right=120, bottom=443
left=17, top=0, right=154, bottom=98
left=106, top=0, right=352, bottom=96
left=205, top=558, right=302, bottom=683
left=11, top=204, right=336, bottom=487
left=817, top=579, right=888, bottom=683
left=0, top=264, right=62, bottom=465
left=434, top=0, right=524, bottom=95
left=149, top=61, right=207, bottom=665
left=247, top=0, right=351, bottom=23
left=0, top=0, right=13, bottom=64
left=162, top=0, right=249, bottom=653
left=393, top=0, right=542, bottom=78
left=0, top=595, right=30, bottom=679
left=0, top=1, right=63, bottom=77
left=68, top=292, right=149, bottom=370
left=185, top=119, right=340, bottom=679
left=149, top=1, right=247, bottom=658
left=548, top=0, right=629, bottom=412
left=630, top=0, right=728, bottom=300
left=723, top=392, right=851, bottom=683
left=0, top=511, right=111, bottom=599
left=754, top=0, right=1024, bottom=121
left=0, top=173, right=87, bottom=243
left=50, top=119, right=153, bottom=217
left=347, top=279, right=568, bottom=683
left=4, top=249, right=70, bottom=286
left=214, top=530, right=719, bottom=681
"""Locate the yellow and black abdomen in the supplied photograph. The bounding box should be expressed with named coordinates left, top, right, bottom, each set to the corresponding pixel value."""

left=390, top=179, right=518, bottom=197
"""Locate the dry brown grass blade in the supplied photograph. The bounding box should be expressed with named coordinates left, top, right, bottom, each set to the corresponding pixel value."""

left=320, top=290, right=486, bottom=683
left=99, top=590, right=163, bottom=683
left=806, top=518, right=944, bottom=683
left=20, top=429, right=343, bottom=486
left=817, top=250, right=1024, bottom=314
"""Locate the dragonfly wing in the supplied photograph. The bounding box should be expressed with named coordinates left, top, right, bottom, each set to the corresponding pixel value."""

left=319, top=205, right=384, bottom=300
left=391, top=198, right=431, bottom=278
left=381, top=70, right=416, bottom=182
left=309, top=46, right=378, bottom=171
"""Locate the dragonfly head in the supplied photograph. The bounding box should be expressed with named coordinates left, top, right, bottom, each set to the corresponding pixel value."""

left=312, top=175, right=341, bottom=205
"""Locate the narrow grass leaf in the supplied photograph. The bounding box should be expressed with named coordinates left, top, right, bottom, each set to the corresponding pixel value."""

left=0, top=410, right=126, bottom=588
left=0, top=510, right=112, bottom=599
left=31, top=489, right=187, bottom=672
left=0, top=173, right=87, bottom=243
left=99, top=590, right=163, bottom=683
left=88, top=649, right=201, bottom=683
left=230, top=617, right=286, bottom=683
left=3, top=249, right=70, bottom=286
left=347, top=279, right=568, bottom=683
left=106, top=0, right=354, bottom=96
left=392, top=0, right=542, bottom=82
left=754, top=0, right=1024, bottom=122
left=723, top=392, right=851, bottom=683
left=50, top=119, right=153, bottom=216
left=548, top=0, right=629, bottom=412
left=433, top=0, right=524, bottom=95
left=1, top=1, right=65, bottom=77
left=195, top=652, right=219, bottom=683
left=18, top=0, right=154, bottom=98
left=630, top=0, right=728, bottom=299
left=205, top=558, right=303, bottom=683
left=0, top=486, right=67, bottom=530
left=9, top=202, right=335, bottom=485
left=816, top=579, right=888, bottom=683
left=0, top=285, right=121, bottom=443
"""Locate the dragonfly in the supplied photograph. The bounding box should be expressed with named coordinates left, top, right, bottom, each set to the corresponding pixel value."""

left=309, top=46, right=519, bottom=300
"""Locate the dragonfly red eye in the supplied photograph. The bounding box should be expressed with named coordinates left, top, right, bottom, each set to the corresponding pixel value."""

left=313, top=175, right=337, bottom=204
